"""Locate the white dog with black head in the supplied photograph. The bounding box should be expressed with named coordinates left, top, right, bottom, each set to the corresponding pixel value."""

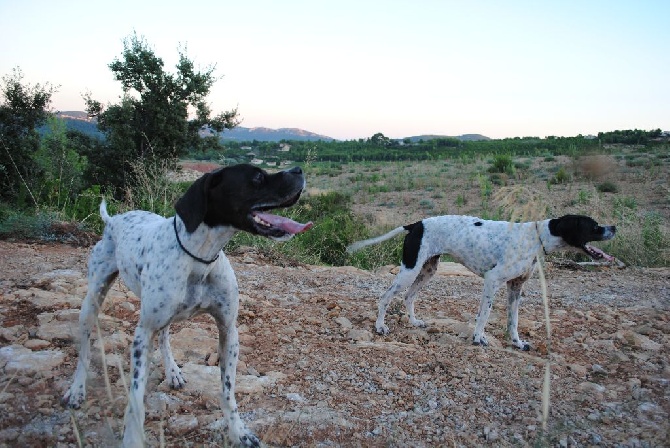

left=348, top=214, right=616, bottom=350
left=62, top=164, right=312, bottom=447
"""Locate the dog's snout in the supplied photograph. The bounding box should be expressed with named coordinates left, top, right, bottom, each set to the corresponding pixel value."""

left=288, top=166, right=303, bottom=175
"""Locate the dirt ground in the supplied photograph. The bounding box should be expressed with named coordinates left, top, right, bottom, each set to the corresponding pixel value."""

left=0, top=240, right=668, bottom=447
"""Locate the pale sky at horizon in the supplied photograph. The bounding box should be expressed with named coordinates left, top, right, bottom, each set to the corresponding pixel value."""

left=1, top=0, right=668, bottom=140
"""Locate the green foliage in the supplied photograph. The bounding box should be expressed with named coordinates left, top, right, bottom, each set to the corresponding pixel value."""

left=488, top=154, right=516, bottom=175
left=550, top=166, right=571, bottom=184
left=0, top=207, right=59, bottom=240
left=598, top=128, right=662, bottom=145
left=0, top=67, right=57, bottom=201
left=227, top=191, right=401, bottom=269
left=604, top=207, right=669, bottom=267
left=123, top=158, right=186, bottom=216
left=32, top=116, right=88, bottom=208
left=86, top=32, right=239, bottom=196
left=597, top=181, right=618, bottom=193
left=576, top=190, right=591, bottom=205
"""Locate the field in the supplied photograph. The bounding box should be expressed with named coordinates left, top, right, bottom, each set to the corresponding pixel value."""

left=0, top=144, right=669, bottom=447
left=288, top=145, right=669, bottom=269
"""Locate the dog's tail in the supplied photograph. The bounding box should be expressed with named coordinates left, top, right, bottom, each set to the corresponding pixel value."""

left=99, top=199, right=111, bottom=224
left=346, top=226, right=408, bottom=253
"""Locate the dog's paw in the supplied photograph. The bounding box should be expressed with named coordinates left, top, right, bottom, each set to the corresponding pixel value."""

left=228, top=424, right=260, bottom=448
left=61, top=387, right=85, bottom=409
left=409, top=318, right=426, bottom=328
left=472, top=334, right=489, bottom=347
left=375, top=324, right=390, bottom=335
left=167, top=368, right=187, bottom=389
left=239, top=432, right=260, bottom=447
left=513, top=339, right=531, bottom=351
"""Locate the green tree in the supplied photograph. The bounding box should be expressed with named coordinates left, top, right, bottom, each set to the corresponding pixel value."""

left=33, top=116, right=88, bottom=208
left=0, top=68, right=57, bottom=203
left=87, top=33, right=240, bottom=193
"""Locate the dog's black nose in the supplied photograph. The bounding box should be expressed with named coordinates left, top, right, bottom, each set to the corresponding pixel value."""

left=288, top=166, right=303, bottom=175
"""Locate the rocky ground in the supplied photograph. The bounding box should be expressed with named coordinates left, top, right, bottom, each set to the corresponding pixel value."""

left=0, top=241, right=668, bottom=447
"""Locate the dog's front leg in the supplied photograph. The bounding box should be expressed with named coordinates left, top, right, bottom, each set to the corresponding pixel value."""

left=209, top=260, right=260, bottom=447
left=216, top=317, right=260, bottom=447
left=122, top=325, right=154, bottom=448
left=158, top=327, right=186, bottom=389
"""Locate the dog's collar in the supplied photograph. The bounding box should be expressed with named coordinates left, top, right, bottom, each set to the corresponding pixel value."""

left=535, top=221, right=548, bottom=256
left=173, top=217, right=220, bottom=264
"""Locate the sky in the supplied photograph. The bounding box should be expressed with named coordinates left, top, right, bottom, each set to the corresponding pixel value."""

left=1, top=0, right=668, bottom=141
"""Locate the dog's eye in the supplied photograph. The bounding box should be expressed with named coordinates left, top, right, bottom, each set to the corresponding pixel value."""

left=252, top=171, right=264, bottom=186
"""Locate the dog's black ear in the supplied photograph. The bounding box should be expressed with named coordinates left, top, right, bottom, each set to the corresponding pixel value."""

left=175, top=171, right=215, bottom=233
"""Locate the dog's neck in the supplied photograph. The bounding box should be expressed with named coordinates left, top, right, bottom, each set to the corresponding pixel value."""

left=535, top=219, right=568, bottom=254
left=174, top=216, right=237, bottom=264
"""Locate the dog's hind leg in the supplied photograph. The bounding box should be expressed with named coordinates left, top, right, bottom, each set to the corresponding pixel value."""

left=506, top=277, right=530, bottom=350
left=158, top=327, right=186, bottom=389
left=62, top=238, right=119, bottom=409
left=472, top=270, right=505, bottom=346
left=375, top=266, right=421, bottom=334
left=403, top=255, right=440, bottom=328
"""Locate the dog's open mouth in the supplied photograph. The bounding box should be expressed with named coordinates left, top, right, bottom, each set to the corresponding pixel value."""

left=582, top=244, right=615, bottom=261
left=250, top=191, right=313, bottom=238
left=252, top=211, right=313, bottom=236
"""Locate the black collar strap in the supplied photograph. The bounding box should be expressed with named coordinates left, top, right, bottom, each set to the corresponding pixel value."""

left=173, top=217, right=220, bottom=264
left=535, top=221, right=548, bottom=256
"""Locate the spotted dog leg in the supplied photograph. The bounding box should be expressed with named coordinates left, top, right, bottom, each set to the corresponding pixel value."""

left=123, top=325, right=154, bottom=448
left=62, top=238, right=118, bottom=409
left=376, top=267, right=422, bottom=335
left=472, top=272, right=504, bottom=346
left=506, top=277, right=530, bottom=350
left=159, top=327, right=186, bottom=389
left=403, top=255, right=440, bottom=328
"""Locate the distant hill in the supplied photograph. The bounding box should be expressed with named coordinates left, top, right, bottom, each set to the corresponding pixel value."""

left=405, top=134, right=491, bottom=142
left=56, top=112, right=334, bottom=142
left=217, top=126, right=334, bottom=142
left=53, top=111, right=489, bottom=143
left=48, top=111, right=104, bottom=139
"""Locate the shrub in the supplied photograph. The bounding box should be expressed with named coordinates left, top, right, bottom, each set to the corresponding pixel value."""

left=227, top=191, right=402, bottom=269
left=550, top=166, right=571, bottom=184
left=597, top=181, right=618, bottom=193
left=489, top=154, right=515, bottom=175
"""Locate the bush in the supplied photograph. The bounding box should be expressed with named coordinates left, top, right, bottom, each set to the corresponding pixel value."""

left=227, top=191, right=402, bottom=269
left=550, top=166, right=571, bottom=184
left=597, top=181, right=618, bottom=193
left=488, top=154, right=515, bottom=175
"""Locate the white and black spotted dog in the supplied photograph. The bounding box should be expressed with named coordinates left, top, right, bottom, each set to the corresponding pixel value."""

left=348, top=215, right=616, bottom=350
left=62, top=164, right=312, bottom=447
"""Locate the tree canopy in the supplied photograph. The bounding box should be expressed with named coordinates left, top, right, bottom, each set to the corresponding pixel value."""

left=86, top=33, right=240, bottom=193
left=0, top=68, right=57, bottom=201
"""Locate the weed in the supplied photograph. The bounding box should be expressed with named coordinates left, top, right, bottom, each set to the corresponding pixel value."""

left=550, top=166, right=571, bottom=184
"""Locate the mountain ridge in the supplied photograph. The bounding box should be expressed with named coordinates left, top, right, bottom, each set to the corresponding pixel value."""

left=55, top=111, right=490, bottom=142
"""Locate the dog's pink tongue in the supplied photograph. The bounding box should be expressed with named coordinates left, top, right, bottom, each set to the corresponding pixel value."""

left=255, top=212, right=313, bottom=234
left=585, top=244, right=615, bottom=262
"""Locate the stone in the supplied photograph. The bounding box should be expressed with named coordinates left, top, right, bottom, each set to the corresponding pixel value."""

left=0, top=345, right=65, bottom=377
left=347, top=328, right=374, bottom=342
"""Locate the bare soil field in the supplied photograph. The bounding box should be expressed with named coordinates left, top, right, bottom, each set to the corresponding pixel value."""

left=0, top=241, right=668, bottom=447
